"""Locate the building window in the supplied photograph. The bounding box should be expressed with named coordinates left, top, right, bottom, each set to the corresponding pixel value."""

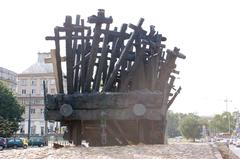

left=30, top=108, right=35, bottom=114
left=31, top=125, right=36, bottom=135
left=50, top=125, right=54, bottom=133
left=33, top=99, right=43, bottom=105
left=22, top=89, right=26, bottom=94
left=50, top=79, right=55, bottom=85
left=31, top=80, right=36, bottom=86
left=21, top=99, right=24, bottom=104
left=42, top=80, right=48, bottom=86
left=31, top=89, right=36, bottom=94
left=20, top=79, right=27, bottom=86
left=40, top=108, right=44, bottom=114
left=40, top=79, right=44, bottom=85
left=21, top=98, right=27, bottom=105
left=20, top=127, right=24, bottom=133
left=41, top=127, right=44, bottom=135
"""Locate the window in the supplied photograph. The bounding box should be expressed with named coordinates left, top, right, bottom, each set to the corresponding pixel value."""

left=31, top=125, right=36, bottom=135
left=50, top=125, right=54, bottom=133
left=22, top=89, right=26, bottom=94
left=30, top=108, right=35, bottom=114
left=20, top=127, right=24, bottom=133
left=25, top=109, right=28, bottom=114
left=31, top=80, right=36, bottom=86
left=21, top=98, right=27, bottom=105
left=20, top=79, right=27, bottom=86
left=21, top=99, right=24, bottom=104
left=33, top=99, right=43, bottom=105
left=41, top=127, right=44, bottom=135
left=43, top=80, right=48, bottom=86
left=31, top=89, right=36, bottom=94
left=40, top=79, right=44, bottom=85
left=49, top=79, right=55, bottom=85
left=40, top=109, right=44, bottom=114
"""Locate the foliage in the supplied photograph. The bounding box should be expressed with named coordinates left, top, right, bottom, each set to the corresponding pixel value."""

left=209, top=112, right=235, bottom=134
left=167, top=110, right=184, bottom=137
left=0, top=82, right=24, bottom=137
left=179, top=113, right=202, bottom=141
left=168, top=110, right=237, bottom=140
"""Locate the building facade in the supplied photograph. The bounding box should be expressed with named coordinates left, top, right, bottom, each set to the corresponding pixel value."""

left=0, top=67, right=17, bottom=92
left=17, top=52, right=61, bottom=135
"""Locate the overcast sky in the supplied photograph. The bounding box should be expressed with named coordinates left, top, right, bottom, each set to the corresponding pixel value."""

left=0, top=0, right=239, bottom=116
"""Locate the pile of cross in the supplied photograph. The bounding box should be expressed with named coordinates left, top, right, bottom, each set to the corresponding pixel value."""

left=46, top=9, right=185, bottom=103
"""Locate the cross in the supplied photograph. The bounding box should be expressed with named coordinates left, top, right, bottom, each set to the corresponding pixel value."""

left=44, top=49, right=66, bottom=93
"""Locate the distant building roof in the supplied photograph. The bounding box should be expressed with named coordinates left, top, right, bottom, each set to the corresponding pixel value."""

left=0, top=67, right=17, bottom=75
left=22, top=53, right=53, bottom=74
left=0, top=67, right=17, bottom=91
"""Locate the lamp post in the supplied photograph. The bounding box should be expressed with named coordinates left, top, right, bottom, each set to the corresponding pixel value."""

left=28, top=93, right=31, bottom=139
left=234, top=108, right=239, bottom=135
left=43, top=80, right=48, bottom=145
left=224, top=98, right=232, bottom=134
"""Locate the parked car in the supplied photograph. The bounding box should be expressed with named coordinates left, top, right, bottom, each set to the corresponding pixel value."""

left=233, top=138, right=239, bottom=145
left=230, top=138, right=237, bottom=145
left=7, top=138, right=28, bottom=149
left=0, top=137, right=7, bottom=151
left=235, top=139, right=240, bottom=147
left=28, top=136, right=46, bottom=147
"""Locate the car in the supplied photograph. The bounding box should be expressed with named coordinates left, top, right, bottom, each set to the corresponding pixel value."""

left=235, top=139, right=240, bottom=147
left=230, top=138, right=237, bottom=145
left=0, top=137, right=7, bottom=151
left=7, top=138, right=28, bottom=149
left=28, top=136, right=46, bottom=147
left=233, top=138, right=238, bottom=145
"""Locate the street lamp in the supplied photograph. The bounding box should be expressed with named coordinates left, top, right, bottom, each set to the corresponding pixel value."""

left=224, top=98, right=232, bottom=134
left=28, top=93, right=31, bottom=139
left=43, top=80, right=48, bottom=146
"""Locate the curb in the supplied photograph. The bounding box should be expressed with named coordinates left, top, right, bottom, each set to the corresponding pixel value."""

left=210, top=143, right=223, bottom=159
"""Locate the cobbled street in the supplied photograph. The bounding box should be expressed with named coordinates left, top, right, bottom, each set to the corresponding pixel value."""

left=0, top=143, right=221, bottom=159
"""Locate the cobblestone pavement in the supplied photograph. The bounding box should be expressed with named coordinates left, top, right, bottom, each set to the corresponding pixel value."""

left=0, top=143, right=220, bottom=159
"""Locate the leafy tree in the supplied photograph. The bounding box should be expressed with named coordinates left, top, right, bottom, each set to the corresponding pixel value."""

left=198, top=117, right=210, bottom=136
left=167, top=110, right=182, bottom=137
left=0, top=81, right=24, bottom=137
left=179, top=113, right=202, bottom=141
left=209, top=112, right=235, bottom=134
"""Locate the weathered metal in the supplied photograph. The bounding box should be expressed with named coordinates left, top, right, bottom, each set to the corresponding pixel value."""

left=45, top=9, right=186, bottom=146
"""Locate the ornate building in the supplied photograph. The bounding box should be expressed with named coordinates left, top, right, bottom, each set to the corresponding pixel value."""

left=17, top=52, right=62, bottom=135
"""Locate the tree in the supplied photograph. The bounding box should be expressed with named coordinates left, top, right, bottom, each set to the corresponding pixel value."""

left=209, top=112, right=235, bottom=134
left=167, top=110, right=184, bottom=137
left=179, top=113, right=202, bottom=141
left=0, top=82, right=24, bottom=137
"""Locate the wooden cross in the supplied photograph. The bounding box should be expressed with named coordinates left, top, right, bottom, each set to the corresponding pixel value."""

left=45, top=49, right=66, bottom=93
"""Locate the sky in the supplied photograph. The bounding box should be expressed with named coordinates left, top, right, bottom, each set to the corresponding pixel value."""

left=0, top=0, right=240, bottom=116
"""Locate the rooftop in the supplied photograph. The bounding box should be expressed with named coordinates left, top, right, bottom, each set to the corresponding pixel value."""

left=21, top=53, right=53, bottom=74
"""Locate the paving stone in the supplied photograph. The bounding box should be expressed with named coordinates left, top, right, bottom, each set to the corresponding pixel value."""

left=0, top=143, right=220, bottom=159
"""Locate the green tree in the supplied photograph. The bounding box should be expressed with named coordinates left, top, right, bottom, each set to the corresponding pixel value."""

left=0, top=82, right=24, bottom=137
left=167, top=111, right=180, bottom=137
left=167, top=111, right=184, bottom=137
left=209, top=112, right=235, bottom=134
left=179, top=113, right=202, bottom=141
